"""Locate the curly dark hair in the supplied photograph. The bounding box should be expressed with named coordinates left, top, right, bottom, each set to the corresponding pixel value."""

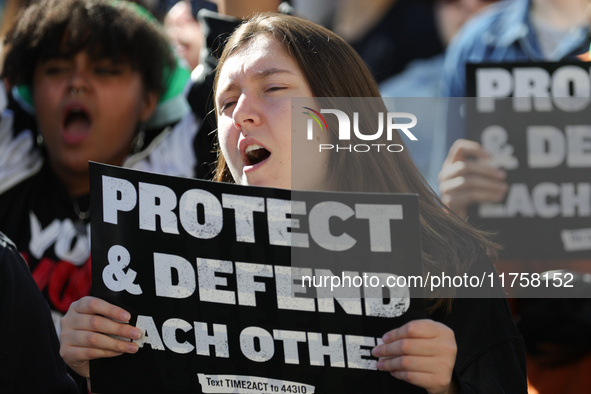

left=1, top=0, right=176, bottom=97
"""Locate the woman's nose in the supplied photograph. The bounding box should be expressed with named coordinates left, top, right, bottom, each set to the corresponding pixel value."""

left=232, top=95, right=261, bottom=131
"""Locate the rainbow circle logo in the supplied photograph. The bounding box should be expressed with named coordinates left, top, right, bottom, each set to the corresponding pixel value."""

left=302, top=107, right=328, bottom=133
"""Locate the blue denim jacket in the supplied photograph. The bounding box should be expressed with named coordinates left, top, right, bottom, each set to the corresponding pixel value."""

left=441, top=0, right=589, bottom=98
left=429, top=0, right=589, bottom=190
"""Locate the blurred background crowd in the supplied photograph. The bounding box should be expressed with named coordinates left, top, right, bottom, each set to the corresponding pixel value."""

left=0, top=0, right=590, bottom=393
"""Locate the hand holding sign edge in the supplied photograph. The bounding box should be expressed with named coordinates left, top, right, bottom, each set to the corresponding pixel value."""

left=60, top=296, right=142, bottom=381
left=372, top=319, right=458, bottom=394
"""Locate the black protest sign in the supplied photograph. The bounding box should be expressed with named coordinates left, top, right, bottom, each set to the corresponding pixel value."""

left=89, top=163, right=424, bottom=394
left=466, top=61, right=591, bottom=260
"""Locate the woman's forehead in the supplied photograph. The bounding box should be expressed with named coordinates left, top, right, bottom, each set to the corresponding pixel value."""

left=220, top=35, right=299, bottom=77
left=217, top=35, right=299, bottom=89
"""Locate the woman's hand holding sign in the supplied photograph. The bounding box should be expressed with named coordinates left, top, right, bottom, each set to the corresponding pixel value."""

left=438, top=139, right=508, bottom=219
left=60, top=296, right=142, bottom=380
left=372, top=319, right=458, bottom=394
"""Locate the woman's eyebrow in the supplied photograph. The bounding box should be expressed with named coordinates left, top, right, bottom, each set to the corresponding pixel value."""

left=217, top=68, right=295, bottom=100
left=252, top=68, right=295, bottom=79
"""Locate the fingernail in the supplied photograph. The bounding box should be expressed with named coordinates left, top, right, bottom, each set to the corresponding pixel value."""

left=372, top=346, right=381, bottom=357
left=127, top=343, right=138, bottom=353
left=376, top=360, right=384, bottom=370
left=120, top=311, right=131, bottom=322
left=496, top=170, right=506, bottom=178
left=131, top=328, right=142, bottom=340
left=382, top=333, right=390, bottom=342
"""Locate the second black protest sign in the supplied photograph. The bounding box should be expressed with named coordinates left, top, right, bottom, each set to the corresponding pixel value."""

left=466, top=61, right=591, bottom=260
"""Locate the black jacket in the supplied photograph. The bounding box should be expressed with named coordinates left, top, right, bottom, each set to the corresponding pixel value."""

left=0, top=231, right=77, bottom=393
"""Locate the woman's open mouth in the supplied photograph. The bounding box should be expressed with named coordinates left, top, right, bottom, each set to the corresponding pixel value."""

left=61, top=106, right=92, bottom=145
left=244, top=144, right=271, bottom=167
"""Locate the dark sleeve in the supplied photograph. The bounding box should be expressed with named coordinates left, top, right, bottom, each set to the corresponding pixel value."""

left=431, top=256, right=528, bottom=393
left=0, top=233, right=78, bottom=394
left=453, top=335, right=527, bottom=393
left=450, top=300, right=527, bottom=393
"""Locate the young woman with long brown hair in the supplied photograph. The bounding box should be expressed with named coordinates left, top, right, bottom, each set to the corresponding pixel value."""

left=61, top=13, right=527, bottom=394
